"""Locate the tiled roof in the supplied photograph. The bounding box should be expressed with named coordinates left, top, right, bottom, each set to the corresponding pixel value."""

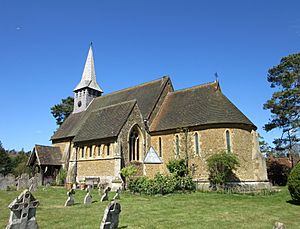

left=73, top=100, right=137, bottom=143
left=51, top=77, right=169, bottom=140
left=150, top=81, right=256, bottom=132
left=51, top=111, right=86, bottom=140
left=28, top=145, right=63, bottom=166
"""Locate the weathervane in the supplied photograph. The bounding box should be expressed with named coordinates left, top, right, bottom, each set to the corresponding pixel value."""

left=214, top=72, right=219, bottom=81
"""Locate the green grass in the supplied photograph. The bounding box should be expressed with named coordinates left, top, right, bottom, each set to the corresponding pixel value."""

left=0, top=187, right=299, bottom=228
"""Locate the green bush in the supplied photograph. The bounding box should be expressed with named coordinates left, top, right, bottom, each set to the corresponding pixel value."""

left=56, top=168, right=67, bottom=186
left=167, top=159, right=186, bottom=177
left=287, top=163, right=300, bottom=203
left=120, top=165, right=137, bottom=189
left=207, top=151, right=240, bottom=190
left=128, top=173, right=195, bottom=195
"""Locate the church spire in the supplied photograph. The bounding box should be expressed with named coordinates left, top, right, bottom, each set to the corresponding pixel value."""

left=73, top=44, right=103, bottom=113
left=74, top=44, right=103, bottom=92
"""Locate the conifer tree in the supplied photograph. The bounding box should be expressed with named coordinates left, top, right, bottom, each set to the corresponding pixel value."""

left=263, top=53, right=300, bottom=153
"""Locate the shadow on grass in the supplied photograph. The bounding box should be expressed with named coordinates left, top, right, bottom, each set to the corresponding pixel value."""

left=286, top=200, right=300, bottom=206
left=118, top=226, right=128, bottom=229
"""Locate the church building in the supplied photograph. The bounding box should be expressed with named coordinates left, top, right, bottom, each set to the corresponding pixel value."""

left=29, top=45, right=268, bottom=189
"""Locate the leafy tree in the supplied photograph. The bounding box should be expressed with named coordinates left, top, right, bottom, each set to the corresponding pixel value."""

left=51, top=96, right=74, bottom=126
left=10, top=151, right=31, bottom=176
left=263, top=53, right=300, bottom=152
left=207, top=151, right=240, bottom=190
left=0, top=141, right=12, bottom=175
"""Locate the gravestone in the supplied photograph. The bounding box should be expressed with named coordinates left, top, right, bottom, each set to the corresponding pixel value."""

left=28, top=177, right=38, bottom=192
left=100, top=201, right=121, bottom=229
left=6, top=189, right=39, bottom=229
left=64, top=189, right=75, bottom=206
left=274, top=222, right=285, bottom=229
left=0, top=174, right=16, bottom=191
left=84, top=187, right=92, bottom=205
left=72, top=183, right=77, bottom=190
left=17, top=174, right=30, bottom=191
left=34, top=173, right=42, bottom=187
left=112, top=188, right=121, bottom=200
left=101, top=187, right=111, bottom=202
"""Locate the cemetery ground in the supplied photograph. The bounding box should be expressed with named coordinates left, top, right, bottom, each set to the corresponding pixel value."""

left=0, top=186, right=299, bottom=228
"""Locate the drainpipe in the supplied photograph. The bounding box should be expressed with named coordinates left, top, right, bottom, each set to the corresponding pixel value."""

left=183, top=128, right=189, bottom=175
left=75, top=144, right=78, bottom=184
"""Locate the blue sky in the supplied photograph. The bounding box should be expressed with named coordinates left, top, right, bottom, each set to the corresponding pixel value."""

left=0, top=0, right=299, bottom=151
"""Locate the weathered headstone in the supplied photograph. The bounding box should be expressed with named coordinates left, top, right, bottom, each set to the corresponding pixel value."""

left=101, top=187, right=111, bottom=202
left=17, top=174, right=30, bottom=191
left=273, top=222, right=285, bottom=229
left=112, top=188, right=121, bottom=200
left=34, top=173, right=42, bottom=187
left=64, top=189, right=75, bottom=206
left=84, top=187, right=92, bottom=205
left=6, top=189, right=39, bottom=229
left=0, top=174, right=16, bottom=191
left=72, top=183, right=77, bottom=190
left=100, top=201, right=121, bottom=229
left=28, top=177, right=38, bottom=192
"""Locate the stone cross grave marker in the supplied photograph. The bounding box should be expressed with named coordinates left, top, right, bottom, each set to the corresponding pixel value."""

left=6, top=189, right=39, bottom=229
left=100, top=201, right=121, bottom=229
left=101, top=187, right=111, bottom=202
left=84, top=186, right=92, bottom=205
left=64, top=188, right=75, bottom=206
left=112, top=187, right=121, bottom=200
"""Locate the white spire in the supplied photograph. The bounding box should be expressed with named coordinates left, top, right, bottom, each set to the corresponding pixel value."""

left=74, top=45, right=103, bottom=92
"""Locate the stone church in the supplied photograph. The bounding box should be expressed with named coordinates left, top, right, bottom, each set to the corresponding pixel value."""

left=28, top=45, right=268, bottom=189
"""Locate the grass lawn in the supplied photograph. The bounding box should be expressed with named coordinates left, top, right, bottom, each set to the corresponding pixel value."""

left=0, top=186, right=299, bottom=228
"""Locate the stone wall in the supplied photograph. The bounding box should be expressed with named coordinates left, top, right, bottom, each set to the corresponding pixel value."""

left=150, top=127, right=267, bottom=182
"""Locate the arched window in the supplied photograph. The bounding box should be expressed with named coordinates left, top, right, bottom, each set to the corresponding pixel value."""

left=226, top=130, right=231, bottom=153
left=89, top=146, right=92, bottom=157
left=107, top=144, right=110, bottom=156
left=176, top=135, right=180, bottom=156
left=97, top=145, right=101, bottom=156
left=81, top=147, right=85, bottom=158
left=129, top=126, right=142, bottom=161
left=195, top=132, right=200, bottom=155
left=159, top=137, right=162, bottom=157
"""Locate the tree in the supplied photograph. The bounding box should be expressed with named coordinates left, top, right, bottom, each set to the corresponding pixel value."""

left=207, top=151, right=240, bottom=190
left=0, top=141, right=12, bottom=175
left=263, top=53, right=300, bottom=153
left=258, top=134, right=272, bottom=157
left=51, top=96, right=74, bottom=126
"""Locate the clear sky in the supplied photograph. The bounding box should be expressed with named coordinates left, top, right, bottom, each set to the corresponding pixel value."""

left=0, top=0, right=299, bottom=151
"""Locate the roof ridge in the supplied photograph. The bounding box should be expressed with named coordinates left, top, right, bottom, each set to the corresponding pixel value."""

left=92, top=99, right=137, bottom=112
left=93, top=76, right=170, bottom=101
left=171, top=81, right=217, bottom=94
left=35, top=144, right=59, bottom=148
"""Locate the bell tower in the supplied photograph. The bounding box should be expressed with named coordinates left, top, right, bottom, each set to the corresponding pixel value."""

left=73, top=44, right=103, bottom=113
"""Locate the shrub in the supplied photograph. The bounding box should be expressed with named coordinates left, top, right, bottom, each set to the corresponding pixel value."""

left=120, top=165, right=137, bottom=189
left=128, top=173, right=195, bottom=195
left=207, top=151, right=240, bottom=190
left=56, top=168, right=67, bottom=186
left=267, top=159, right=291, bottom=186
left=287, top=163, right=300, bottom=203
left=166, top=159, right=186, bottom=177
